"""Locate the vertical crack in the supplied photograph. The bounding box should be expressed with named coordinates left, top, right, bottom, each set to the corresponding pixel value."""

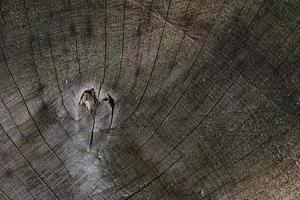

left=0, top=44, right=71, bottom=177
left=47, top=36, right=77, bottom=121
left=116, top=0, right=173, bottom=127
left=114, top=0, right=127, bottom=89
left=66, top=0, right=83, bottom=88
left=97, top=0, right=108, bottom=99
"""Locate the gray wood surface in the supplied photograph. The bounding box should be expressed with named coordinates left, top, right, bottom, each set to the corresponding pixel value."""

left=0, top=0, right=299, bottom=199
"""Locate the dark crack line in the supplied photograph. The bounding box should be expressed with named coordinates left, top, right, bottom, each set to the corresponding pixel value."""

left=128, top=0, right=208, bottom=47
left=183, top=0, right=266, bottom=87
left=121, top=0, right=154, bottom=98
left=47, top=37, right=77, bottom=121
left=0, top=44, right=71, bottom=177
left=113, top=19, right=276, bottom=190
left=91, top=0, right=202, bottom=169
left=120, top=0, right=270, bottom=168
left=62, top=3, right=296, bottom=195
left=0, top=188, right=10, bottom=200
left=115, top=32, right=266, bottom=192
left=74, top=31, right=83, bottom=88
left=0, top=0, right=296, bottom=199
left=158, top=66, right=250, bottom=198
left=187, top=114, right=277, bottom=196
left=89, top=116, right=96, bottom=150
left=81, top=13, right=144, bottom=143
left=113, top=0, right=228, bottom=132
left=0, top=123, right=60, bottom=200
left=18, top=2, right=86, bottom=164
left=129, top=23, right=143, bottom=92
left=161, top=37, right=299, bottom=197
left=228, top=111, right=280, bottom=158
left=113, top=58, right=231, bottom=177
left=108, top=0, right=230, bottom=184
left=82, top=0, right=230, bottom=191
left=179, top=32, right=297, bottom=199
left=139, top=58, right=231, bottom=150
left=0, top=163, right=37, bottom=200
left=224, top=28, right=299, bottom=137
left=84, top=45, right=171, bottom=199
left=22, top=0, right=76, bottom=122
left=105, top=6, right=147, bottom=120
left=94, top=0, right=155, bottom=133
left=83, top=0, right=94, bottom=88
left=19, top=1, right=87, bottom=181
left=85, top=1, right=179, bottom=195
left=0, top=90, right=80, bottom=172
left=183, top=1, right=236, bottom=82
left=162, top=165, right=220, bottom=199
left=18, top=0, right=77, bottom=176
left=198, top=182, right=231, bottom=200
left=110, top=91, right=171, bottom=165
left=214, top=0, right=249, bottom=52
left=124, top=156, right=182, bottom=200
left=30, top=53, right=87, bottom=162
left=114, top=0, right=127, bottom=89
left=154, top=0, right=193, bottom=98
left=81, top=92, right=170, bottom=184
left=67, top=0, right=83, bottom=88
left=114, top=0, right=173, bottom=128
left=0, top=97, right=25, bottom=139
left=97, top=0, right=108, bottom=99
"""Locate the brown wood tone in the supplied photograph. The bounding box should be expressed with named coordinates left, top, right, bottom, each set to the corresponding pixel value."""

left=0, top=0, right=299, bottom=199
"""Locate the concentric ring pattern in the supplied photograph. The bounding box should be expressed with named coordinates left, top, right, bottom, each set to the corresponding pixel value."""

left=0, top=0, right=299, bottom=199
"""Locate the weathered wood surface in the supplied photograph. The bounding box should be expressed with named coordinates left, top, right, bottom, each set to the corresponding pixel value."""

left=0, top=0, right=299, bottom=199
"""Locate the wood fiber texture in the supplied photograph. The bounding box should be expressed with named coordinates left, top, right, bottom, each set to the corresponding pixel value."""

left=0, top=0, right=299, bottom=199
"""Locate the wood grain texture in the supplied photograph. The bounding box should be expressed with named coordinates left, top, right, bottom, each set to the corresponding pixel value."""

left=0, top=0, right=299, bottom=199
